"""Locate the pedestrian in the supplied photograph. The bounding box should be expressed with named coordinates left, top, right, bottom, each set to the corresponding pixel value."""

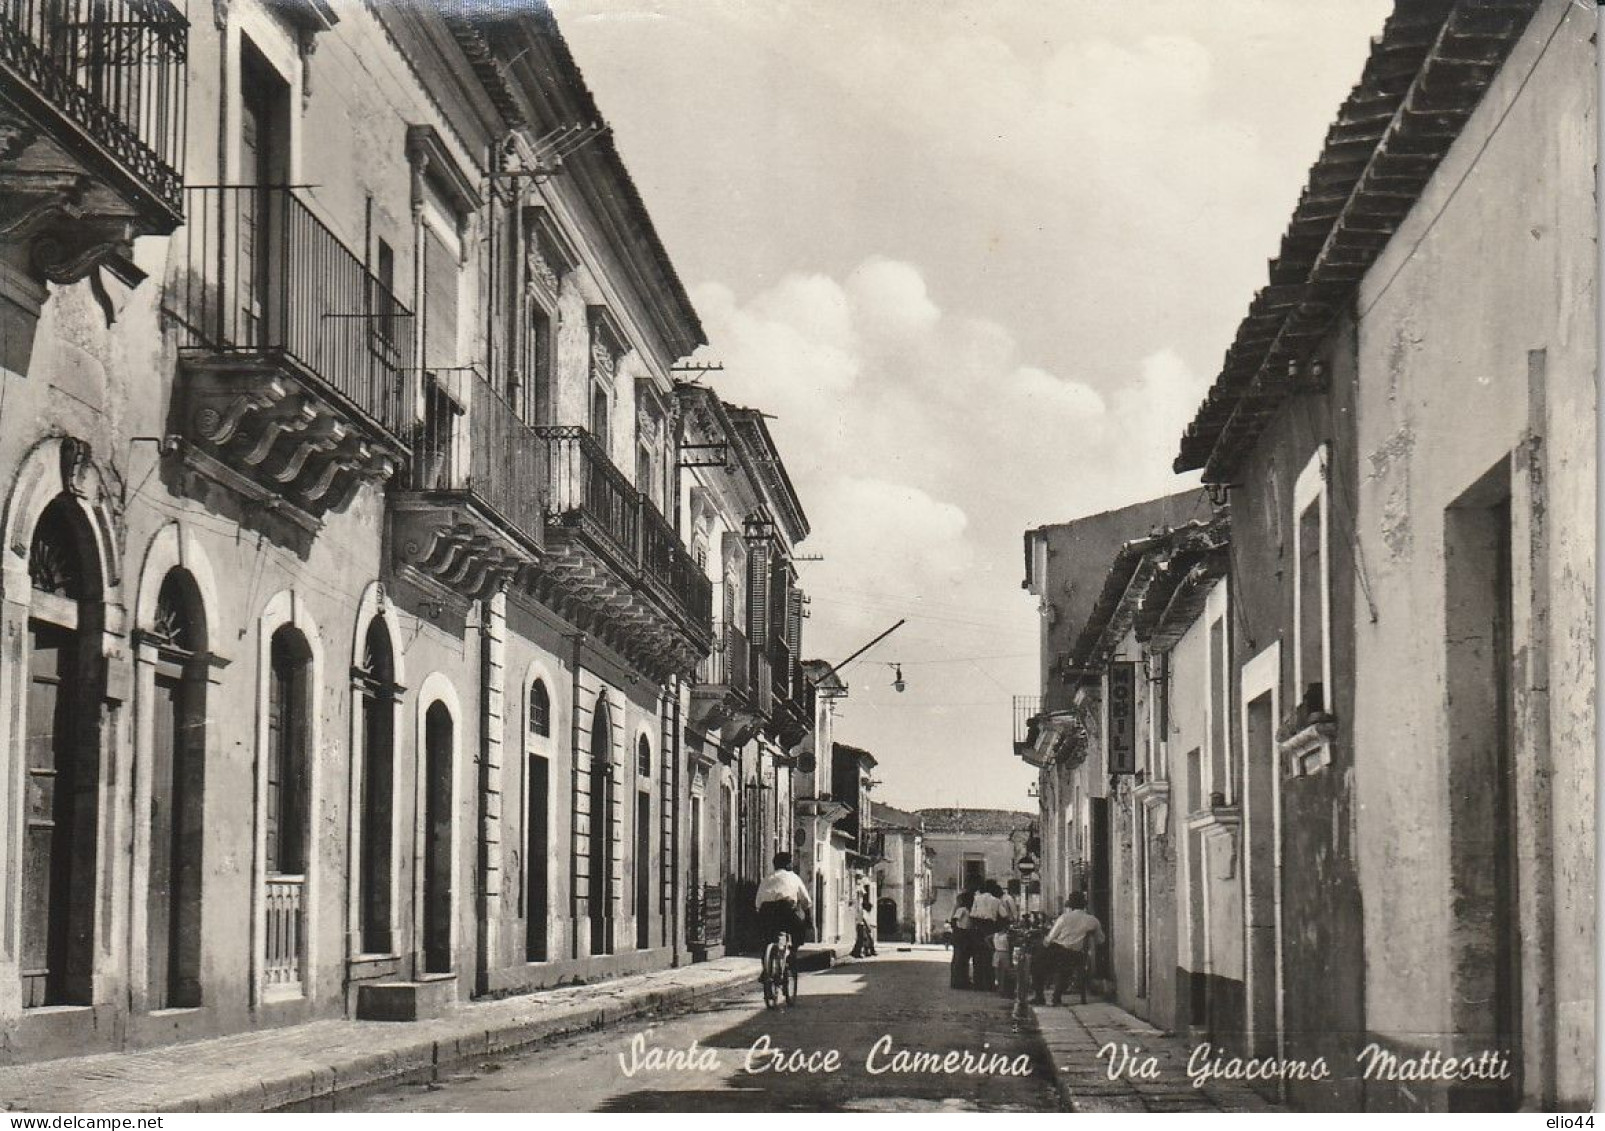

left=970, top=882, right=1000, bottom=991
left=948, top=890, right=974, bottom=989
left=852, top=893, right=877, bottom=958
left=1000, top=878, right=1021, bottom=925
left=1034, top=892, right=1105, bottom=1006
left=992, top=924, right=1014, bottom=997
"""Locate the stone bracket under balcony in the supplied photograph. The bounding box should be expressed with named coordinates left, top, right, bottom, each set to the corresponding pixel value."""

left=389, top=497, right=535, bottom=604
left=176, top=364, right=400, bottom=523
left=0, top=99, right=176, bottom=297
left=687, top=684, right=762, bottom=744
left=526, top=557, right=706, bottom=686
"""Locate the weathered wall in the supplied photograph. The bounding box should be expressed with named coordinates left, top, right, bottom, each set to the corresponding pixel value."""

left=1227, top=306, right=1363, bottom=1108
left=1352, top=0, right=1595, bottom=1109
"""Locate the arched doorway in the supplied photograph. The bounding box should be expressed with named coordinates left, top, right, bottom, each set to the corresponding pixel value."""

left=146, top=570, right=207, bottom=1008
left=635, top=736, right=651, bottom=951
left=423, top=701, right=454, bottom=973
left=356, top=619, right=397, bottom=956
left=22, top=496, right=105, bottom=1008
left=525, top=679, right=551, bottom=963
left=587, top=696, right=614, bottom=956
left=877, top=896, right=899, bottom=941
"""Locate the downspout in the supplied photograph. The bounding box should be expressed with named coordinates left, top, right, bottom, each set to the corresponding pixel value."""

left=670, top=677, right=682, bottom=966
left=569, top=632, right=584, bottom=960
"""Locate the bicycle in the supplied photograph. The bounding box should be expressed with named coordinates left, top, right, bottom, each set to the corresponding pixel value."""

left=761, top=930, right=798, bottom=1008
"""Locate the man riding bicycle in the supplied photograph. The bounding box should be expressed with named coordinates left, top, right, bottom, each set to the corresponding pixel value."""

left=755, top=852, right=812, bottom=962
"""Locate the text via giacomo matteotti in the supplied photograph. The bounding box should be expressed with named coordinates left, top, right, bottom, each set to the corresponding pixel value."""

left=617, top=1029, right=1520, bottom=1089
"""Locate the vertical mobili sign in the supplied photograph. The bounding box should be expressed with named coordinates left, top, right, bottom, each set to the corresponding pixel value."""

left=1107, top=661, right=1137, bottom=774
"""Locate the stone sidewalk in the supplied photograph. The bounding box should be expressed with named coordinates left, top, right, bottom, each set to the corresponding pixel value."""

left=1033, top=1000, right=1285, bottom=1113
left=0, top=957, right=762, bottom=1113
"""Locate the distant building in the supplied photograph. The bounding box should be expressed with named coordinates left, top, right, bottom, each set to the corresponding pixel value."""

left=917, top=808, right=1035, bottom=935
left=869, top=802, right=931, bottom=943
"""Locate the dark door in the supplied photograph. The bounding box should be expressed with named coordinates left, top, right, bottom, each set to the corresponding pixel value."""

left=526, top=756, right=548, bottom=962
left=359, top=688, right=393, bottom=955
left=877, top=897, right=898, bottom=939
left=423, top=703, right=453, bottom=974
left=1090, top=797, right=1112, bottom=981
left=587, top=704, right=613, bottom=955
left=635, top=791, right=651, bottom=950
left=23, top=622, right=77, bottom=1008
left=147, top=660, right=205, bottom=1008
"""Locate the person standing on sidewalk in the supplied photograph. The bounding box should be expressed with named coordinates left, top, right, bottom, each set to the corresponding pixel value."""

left=949, top=890, right=974, bottom=989
left=1034, top=892, right=1105, bottom=1006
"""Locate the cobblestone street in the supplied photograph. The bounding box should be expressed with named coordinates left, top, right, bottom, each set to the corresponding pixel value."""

left=342, top=949, right=1056, bottom=1113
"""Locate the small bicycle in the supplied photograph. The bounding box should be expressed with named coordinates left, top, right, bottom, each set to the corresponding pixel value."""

left=761, top=930, right=798, bottom=1009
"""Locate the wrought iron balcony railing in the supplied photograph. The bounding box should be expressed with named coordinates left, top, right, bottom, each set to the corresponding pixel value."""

left=171, top=185, right=416, bottom=442
left=1, top=0, right=187, bottom=214
left=537, top=424, right=712, bottom=637
left=404, top=366, right=547, bottom=554
left=1013, top=695, right=1042, bottom=746
left=697, top=619, right=752, bottom=698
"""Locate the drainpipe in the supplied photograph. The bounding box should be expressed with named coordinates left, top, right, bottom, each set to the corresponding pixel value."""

left=670, top=677, right=682, bottom=966
left=569, top=631, right=584, bottom=960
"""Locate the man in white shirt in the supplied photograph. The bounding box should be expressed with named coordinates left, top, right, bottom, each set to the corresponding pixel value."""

left=755, top=852, right=813, bottom=958
left=969, top=883, right=1002, bottom=990
left=1035, top=893, right=1105, bottom=1005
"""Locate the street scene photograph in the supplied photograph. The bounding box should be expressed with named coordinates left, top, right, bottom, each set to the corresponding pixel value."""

left=0, top=0, right=1594, bottom=1118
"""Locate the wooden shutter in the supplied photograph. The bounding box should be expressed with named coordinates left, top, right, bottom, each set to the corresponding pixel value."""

left=746, top=543, right=769, bottom=647
left=423, top=227, right=458, bottom=371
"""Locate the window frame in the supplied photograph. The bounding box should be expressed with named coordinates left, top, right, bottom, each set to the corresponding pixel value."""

left=1292, top=444, right=1333, bottom=714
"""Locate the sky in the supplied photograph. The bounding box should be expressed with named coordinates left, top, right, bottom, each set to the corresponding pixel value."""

left=550, top=0, right=1393, bottom=811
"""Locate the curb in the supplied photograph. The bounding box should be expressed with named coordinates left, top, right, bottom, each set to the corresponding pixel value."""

left=178, top=964, right=759, bottom=1113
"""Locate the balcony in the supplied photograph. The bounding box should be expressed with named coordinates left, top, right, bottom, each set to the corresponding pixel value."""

left=766, top=635, right=810, bottom=748
left=389, top=366, right=548, bottom=601
left=688, top=620, right=764, bottom=739
left=168, top=186, right=413, bottom=525
left=1013, top=694, right=1042, bottom=760
left=0, top=0, right=186, bottom=289
left=533, top=425, right=713, bottom=680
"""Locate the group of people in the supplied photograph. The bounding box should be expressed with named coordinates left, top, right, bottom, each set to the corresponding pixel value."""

left=948, top=879, right=1021, bottom=992
left=948, top=882, right=1107, bottom=1007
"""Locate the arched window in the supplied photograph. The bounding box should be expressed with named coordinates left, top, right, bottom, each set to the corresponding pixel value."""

left=587, top=694, right=614, bottom=955
left=636, top=735, right=651, bottom=779
left=356, top=619, right=397, bottom=955
left=146, top=570, right=207, bottom=1008
left=22, top=496, right=104, bottom=1008
left=423, top=701, right=454, bottom=973
left=262, top=625, right=311, bottom=995
left=528, top=679, right=550, bottom=738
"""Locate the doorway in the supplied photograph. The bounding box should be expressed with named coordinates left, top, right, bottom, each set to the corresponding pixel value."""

left=526, top=755, right=549, bottom=962
left=422, top=702, right=453, bottom=974
left=588, top=698, right=614, bottom=956
left=635, top=791, right=651, bottom=950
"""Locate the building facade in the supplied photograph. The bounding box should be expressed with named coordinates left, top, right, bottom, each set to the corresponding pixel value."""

left=0, top=0, right=816, bottom=1064
left=870, top=802, right=932, bottom=943
left=918, top=808, right=1035, bottom=937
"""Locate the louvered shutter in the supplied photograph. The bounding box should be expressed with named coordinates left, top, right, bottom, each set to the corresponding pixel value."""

left=746, top=544, right=769, bottom=648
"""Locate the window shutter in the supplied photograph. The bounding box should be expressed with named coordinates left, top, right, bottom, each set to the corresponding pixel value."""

left=423, top=227, right=458, bottom=371
left=746, top=544, right=769, bottom=647
left=769, top=555, right=790, bottom=646
left=786, top=588, right=803, bottom=657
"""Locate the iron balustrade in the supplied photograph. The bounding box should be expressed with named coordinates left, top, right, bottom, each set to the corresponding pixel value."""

left=1013, top=695, right=1042, bottom=746
left=171, top=185, right=416, bottom=441
left=536, top=424, right=711, bottom=636
left=0, top=0, right=187, bottom=213
left=405, top=367, right=547, bottom=553
left=538, top=425, right=637, bottom=560
left=698, top=620, right=753, bottom=697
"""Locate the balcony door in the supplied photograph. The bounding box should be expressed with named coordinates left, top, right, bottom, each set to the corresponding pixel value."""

left=239, top=43, right=288, bottom=348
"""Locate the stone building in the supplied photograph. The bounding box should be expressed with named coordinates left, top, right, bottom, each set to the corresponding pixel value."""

left=0, top=0, right=810, bottom=1064
left=870, top=802, right=931, bottom=943
left=918, top=808, right=1035, bottom=936
left=676, top=385, right=811, bottom=958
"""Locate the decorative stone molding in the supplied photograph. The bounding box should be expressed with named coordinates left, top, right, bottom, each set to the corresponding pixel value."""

left=1279, top=717, right=1337, bottom=776
left=1186, top=805, right=1242, bottom=880
left=178, top=364, right=399, bottom=522
left=1133, top=778, right=1171, bottom=836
